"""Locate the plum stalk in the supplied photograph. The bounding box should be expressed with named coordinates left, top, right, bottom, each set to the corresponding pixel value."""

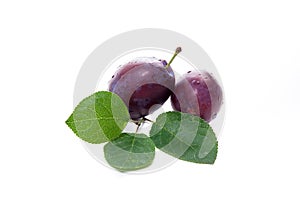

left=165, top=47, right=182, bottom=69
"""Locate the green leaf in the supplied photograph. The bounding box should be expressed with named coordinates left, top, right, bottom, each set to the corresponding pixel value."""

left=65, top=91, right=130, bottom=144
left=104, top=133, right=155, bottom=171
left=150, top=111, right=218, bottom=164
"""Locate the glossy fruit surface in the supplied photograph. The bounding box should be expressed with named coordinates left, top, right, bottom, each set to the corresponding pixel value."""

left=171, top=71, right=223, bottom=122
left=109, top=57, right=175, bottom=120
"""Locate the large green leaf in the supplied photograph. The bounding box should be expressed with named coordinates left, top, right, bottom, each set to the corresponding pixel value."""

left=150, top=111, right=218, bottom=164
left=65, top=91, right=130, bottom=144
left=104, top=133, right=155, bottom=171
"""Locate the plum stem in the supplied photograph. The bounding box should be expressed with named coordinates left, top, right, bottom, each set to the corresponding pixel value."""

left=135, top=118, right=145, bottom=133
left=143, top=117, right=154, bottom=123
left=165, top=47, right=182, bottom=69
left=133, top=117, right=154, bottom=133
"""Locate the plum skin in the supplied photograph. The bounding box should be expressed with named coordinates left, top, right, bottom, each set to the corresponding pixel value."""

left=171, top=71, right=223, bottom=122
left=109, top=57, right=175, bottom=120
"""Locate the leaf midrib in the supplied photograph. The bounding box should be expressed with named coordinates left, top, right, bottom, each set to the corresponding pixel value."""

left=121, top=135, right=137, bottom=169
left=161, top=125, right=198, bottom=152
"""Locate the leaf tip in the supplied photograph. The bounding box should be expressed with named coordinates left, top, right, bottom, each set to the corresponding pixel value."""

left=65, top=114, right=72, bottom=126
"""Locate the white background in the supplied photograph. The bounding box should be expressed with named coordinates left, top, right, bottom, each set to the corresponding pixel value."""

left=0, top=0, right=299, bottom=199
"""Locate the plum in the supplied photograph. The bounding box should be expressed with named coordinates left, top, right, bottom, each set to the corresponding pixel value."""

left=171, top=70, right=223, bottom=122
left=109, top=48, right=181, bottom=120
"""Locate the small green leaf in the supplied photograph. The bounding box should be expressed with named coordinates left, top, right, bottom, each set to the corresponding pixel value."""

left=150, top=111, right=218, bottom=164
left=104, top=133, right=155, bottom=171
left=65, top=91, right=130, bottom=144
